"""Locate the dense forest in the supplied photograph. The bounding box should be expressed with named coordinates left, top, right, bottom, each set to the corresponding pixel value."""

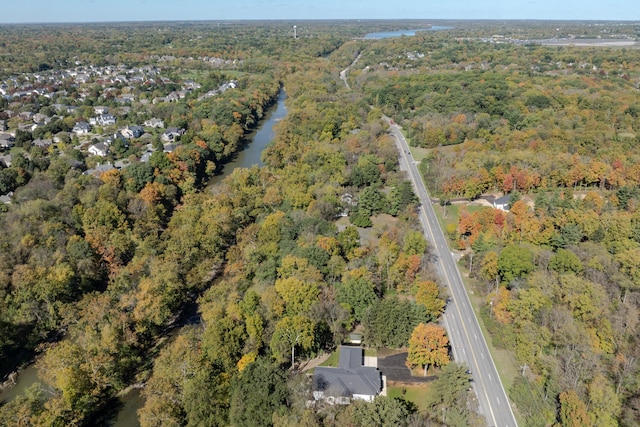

left=0, top=19, right=639, bottom=427
left=355, top=22, right=640, bottom=427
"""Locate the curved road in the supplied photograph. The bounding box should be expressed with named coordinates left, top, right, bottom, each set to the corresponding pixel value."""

left=387, top=119, right=518, bottom=427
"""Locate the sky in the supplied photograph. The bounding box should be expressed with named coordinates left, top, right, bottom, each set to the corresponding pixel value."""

left=0, top=0, right=638, bottom=24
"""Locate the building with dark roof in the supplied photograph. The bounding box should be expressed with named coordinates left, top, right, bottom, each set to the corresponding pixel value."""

left=313, top=346, right=382, bottom=404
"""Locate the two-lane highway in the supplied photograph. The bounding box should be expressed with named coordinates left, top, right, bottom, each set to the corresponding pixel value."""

left=387, top=118, right=518, bottom=427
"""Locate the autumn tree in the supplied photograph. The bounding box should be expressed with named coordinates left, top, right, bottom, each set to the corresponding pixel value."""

left=559, top=390, right=592, bottom=427
left=413, top=280, right=445, bottom=318
left=406, top=322, right=450, bottom=376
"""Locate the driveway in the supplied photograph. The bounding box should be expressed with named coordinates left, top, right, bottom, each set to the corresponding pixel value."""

left=377, top=352, right=432, bottom=383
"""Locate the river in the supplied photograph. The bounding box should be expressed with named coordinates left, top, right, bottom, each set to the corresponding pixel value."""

left=208, top=88, right=288, bottom=186
left=0, top=89, right=289, bottom=425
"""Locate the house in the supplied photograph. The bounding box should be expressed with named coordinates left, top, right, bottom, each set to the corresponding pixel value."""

left=88, top=143, right=109, bottom=157
left=72, top=122, right=92, bottom=135
left=0, top=192, right=12, bottom=204
left=0, top=120, right=6, bottom=131
left=144, top=118, right=165, bottom=129
left=90, top=114, right=117, bottom=126
left=94, top=106, right=109, bottom=115
left=140, top=151, right=153, bottom=162
left=493, top=194, right=512, bottom=212
left=18, top=111, right=34, bottom=121
left=114, top=159, right=131, bottom=169
left=161, top=127, right=183, bottom=143
left=83, top=162, right=115, bottom=177
left=32, top=139, right=53, bottom=149
left=0, top=154, right=12, bottom=167
left=32, top=113, right=49, bottom=123
left=0, top=133, right=15, bottom=150
left=121, top=125, right=144, bottom=139
left=313, top=346, right=382, bottom=404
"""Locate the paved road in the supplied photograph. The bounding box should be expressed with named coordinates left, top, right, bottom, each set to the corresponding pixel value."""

left=386, top=119, right=518, bottom=427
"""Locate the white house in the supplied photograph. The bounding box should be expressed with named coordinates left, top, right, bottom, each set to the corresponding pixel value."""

left=90, top=114, right=117, bottom=126
left=144, top=118, right=165, bottom=129
left=88, top=143, right=109, bottom=157
left=493, top=194, right=512, bottom=212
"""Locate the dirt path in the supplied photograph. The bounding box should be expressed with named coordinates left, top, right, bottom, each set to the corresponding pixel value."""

left=300, top=353, right=331, bottom=372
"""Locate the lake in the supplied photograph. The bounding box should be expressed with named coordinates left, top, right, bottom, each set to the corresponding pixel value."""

left=364, top=26, right=453, bottom=39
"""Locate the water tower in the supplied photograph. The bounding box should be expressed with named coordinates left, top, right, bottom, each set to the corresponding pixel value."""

left=293, top=25, right=297, bottom=39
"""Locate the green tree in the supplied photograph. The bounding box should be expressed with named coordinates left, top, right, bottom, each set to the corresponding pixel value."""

left=336, top=275, right=378, bottom=322
left=336, top=396, right=414, bottom=427
left=426, top=362, right=473, bottom=425
left=498, top=244, right=534, bottom=284
left=363, top=297, right=427, bottom=348
left=229, top=357, right=289, bottom=427
left=549, top=249, right=583, bottom=274
left=402, top=230, right=427, bottom=256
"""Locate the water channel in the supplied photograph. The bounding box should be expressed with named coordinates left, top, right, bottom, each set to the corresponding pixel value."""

left=0, top=88, right=289, bottom=425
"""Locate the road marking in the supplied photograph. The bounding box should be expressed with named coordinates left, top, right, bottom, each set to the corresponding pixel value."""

left=389, top=120, right=514, bottom=427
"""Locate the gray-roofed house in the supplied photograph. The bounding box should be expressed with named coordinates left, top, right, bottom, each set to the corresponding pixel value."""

left=161, top=127, right=183, bottom=143
left=313, top=346, right=382, bottom=404
left=0, top=192, right=13, bottom=204
left=0, top=133, right=15, bottom=150
left=83, top=162, right=115, bottom=177
left=72, top=121, right=92, bottom=135
left=0, top=154, right=12, bottom=168
left=32, top=139, right=53, bottom=149
left=121, top=125, right=144, bottom=139
left=493, top=194, right=512, bottom=212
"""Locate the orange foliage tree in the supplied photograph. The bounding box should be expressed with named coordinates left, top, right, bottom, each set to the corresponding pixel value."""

left=406, top=323, right=450, bottom=376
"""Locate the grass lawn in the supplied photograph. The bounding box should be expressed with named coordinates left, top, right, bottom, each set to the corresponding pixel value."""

left=319, top=348, right=340, bottom=368
left=387, top=384, right=432, bottom=414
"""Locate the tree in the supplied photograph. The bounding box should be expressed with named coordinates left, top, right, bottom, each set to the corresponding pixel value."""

left=413, top=280, right=445, bottom=318
left=270, top=315, right=315, bottom=369
left=336, top=396, right=415, bottom=427
left=336, top=275, right=378, bottom=322
left=480, top=251, right=500, bottom=292
left=275, top=277, right=320, bottom=316
left=363, top=297, right=427, bottom=348
left=406, top=323, right=450, bottom=376
left=337, top=225, right=360, bottom=256
left=498, top=244, right=534, bottom=284
left=559, top=390, right=592, bottom=427
left=426, top=362, right=473, bottom=425
left=229, top=357, right=289, bottom=427
left=402, top=230, right=427, bottom=256
left=549, top=248, right=583, bottom=274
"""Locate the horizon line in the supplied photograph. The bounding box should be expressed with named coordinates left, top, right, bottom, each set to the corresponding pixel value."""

left=1, top=18, right=640, bottom=26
